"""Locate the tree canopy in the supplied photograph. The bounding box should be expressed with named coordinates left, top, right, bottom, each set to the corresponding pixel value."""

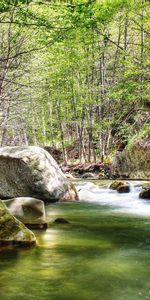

left=0, top=0, right=149, bottom=163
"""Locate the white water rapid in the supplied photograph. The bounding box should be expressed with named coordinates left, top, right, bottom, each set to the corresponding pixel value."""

left=76, top=181, right=150, bottom=217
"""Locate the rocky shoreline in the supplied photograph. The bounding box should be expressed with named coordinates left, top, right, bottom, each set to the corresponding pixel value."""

left=0, top=146, right=78, bottom=247
left=0, top=142, right=150, bottom=248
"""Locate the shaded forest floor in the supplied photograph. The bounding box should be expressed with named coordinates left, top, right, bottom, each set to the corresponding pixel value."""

left=61, top=162, right=112, bottom=179
left=44, top=146, right=112, bottom=179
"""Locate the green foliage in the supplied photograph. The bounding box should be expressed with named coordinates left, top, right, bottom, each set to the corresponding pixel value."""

left=0, top=0, right=32, bottom=13
left=0, top=0, right=149, bottom=160
left=139, top=124, right=150, bottom=138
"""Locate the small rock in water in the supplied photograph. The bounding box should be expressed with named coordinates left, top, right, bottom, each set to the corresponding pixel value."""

left=117, top=185, right=130, bottom=193
left=4, top=197, right=47, bottom=229
left=109, top=180, right=130, bottom=193
left=53, top=218, right=69, bottom=224
left=139, top=188, right=150, bottom=199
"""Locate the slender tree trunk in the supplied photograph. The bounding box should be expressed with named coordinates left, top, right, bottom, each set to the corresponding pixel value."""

left=124, top=15, right=128, bottom=52
left=0, top=103, right=10, bottom=146
left=78, top=124, right=86, bottom=164
left=105, top=129, right=112, bottom=155
left=99, top=51, right=105, bottom=162
left=56, top=100, right=68, bottom=165
left=30, top=92, right=37, bottom=145
left=41, top=106, right=46, bottom=146
left=112, top=25, right=122, bottom=80
left=140, top=0, right=144, bottom=105
left=59, top=122, right=68, bottom=166
left=23, top=127, right=28, bottom=146
left=78, top=105, right=87, bottom=163
left=0, top=8, right=15, bottom=145
left=87, top=105, right=96, bottom=163
left=31, top=110, right=37, bottom=145
left=48, top=100, right=55, bottom=147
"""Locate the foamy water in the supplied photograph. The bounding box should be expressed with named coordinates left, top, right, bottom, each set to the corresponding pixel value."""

left=76, top=181, right=150, bottom=217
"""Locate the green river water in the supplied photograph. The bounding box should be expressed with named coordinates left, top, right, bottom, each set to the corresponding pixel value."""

left=0, top=181, right=150, bottom=300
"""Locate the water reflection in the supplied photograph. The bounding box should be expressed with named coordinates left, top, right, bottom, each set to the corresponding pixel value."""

left=36, top=229, right=59, bottom=249
left=0, top=181, right=150, bottom=300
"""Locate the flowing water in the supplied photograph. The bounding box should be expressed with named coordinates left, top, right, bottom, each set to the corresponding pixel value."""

left=1, top=181, right=150, bottom=300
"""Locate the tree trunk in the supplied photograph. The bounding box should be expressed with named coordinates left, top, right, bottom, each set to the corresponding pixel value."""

left=140, top=0, right=144, bottom=105
left=99, top=51, right=105, bottom=163
left=78, top=105, right=87, bottom=163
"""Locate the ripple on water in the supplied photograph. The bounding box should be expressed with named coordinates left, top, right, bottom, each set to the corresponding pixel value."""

left=76, top=181, right=150, bottom=217
left=0, top=180, right=150, bottom=300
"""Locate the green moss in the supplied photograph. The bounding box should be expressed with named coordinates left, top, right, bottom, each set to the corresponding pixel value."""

left=109, top=181, right=125, bottom=190
left=0, top=201, right=36, bottom=244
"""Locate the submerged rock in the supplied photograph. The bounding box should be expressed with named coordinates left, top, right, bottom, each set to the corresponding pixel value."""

left=0, top=146, right=78, bottom=202
left=109, top=181, right=130, bottom=193
left=53, top=218, right=69, bottom=224
left=0, top=200, right=36, bottom=245
left=4, top=197, right=47, bottom=229
left=139, top=188, right=150, bottom=200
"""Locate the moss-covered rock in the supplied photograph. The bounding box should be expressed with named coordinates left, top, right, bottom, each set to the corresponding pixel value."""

left=111, top=138, right=150, bottom=179
left=0, top=200, right=36, bottom=245
left=109, top=181, right=130, bottom=193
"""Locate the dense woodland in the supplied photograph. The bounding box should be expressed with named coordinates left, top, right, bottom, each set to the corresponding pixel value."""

left=0, top=0, right=149, bottom=165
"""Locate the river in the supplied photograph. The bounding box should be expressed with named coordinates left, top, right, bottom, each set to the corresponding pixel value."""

left=0, top=181, right=150, bottom=300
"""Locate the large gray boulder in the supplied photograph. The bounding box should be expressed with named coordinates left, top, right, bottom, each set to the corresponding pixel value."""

left=4, top=197, right=47, bottom=229
left=111, top=138, right=150, bottom=179
left=0, top=200, right=36, bottom=245
left=0, top=146, right=78, bottom=202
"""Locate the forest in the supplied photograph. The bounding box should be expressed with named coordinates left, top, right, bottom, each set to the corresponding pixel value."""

left=0, top=0, right=149, bottom=165
left=0, top=2, right=150, bottom=300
